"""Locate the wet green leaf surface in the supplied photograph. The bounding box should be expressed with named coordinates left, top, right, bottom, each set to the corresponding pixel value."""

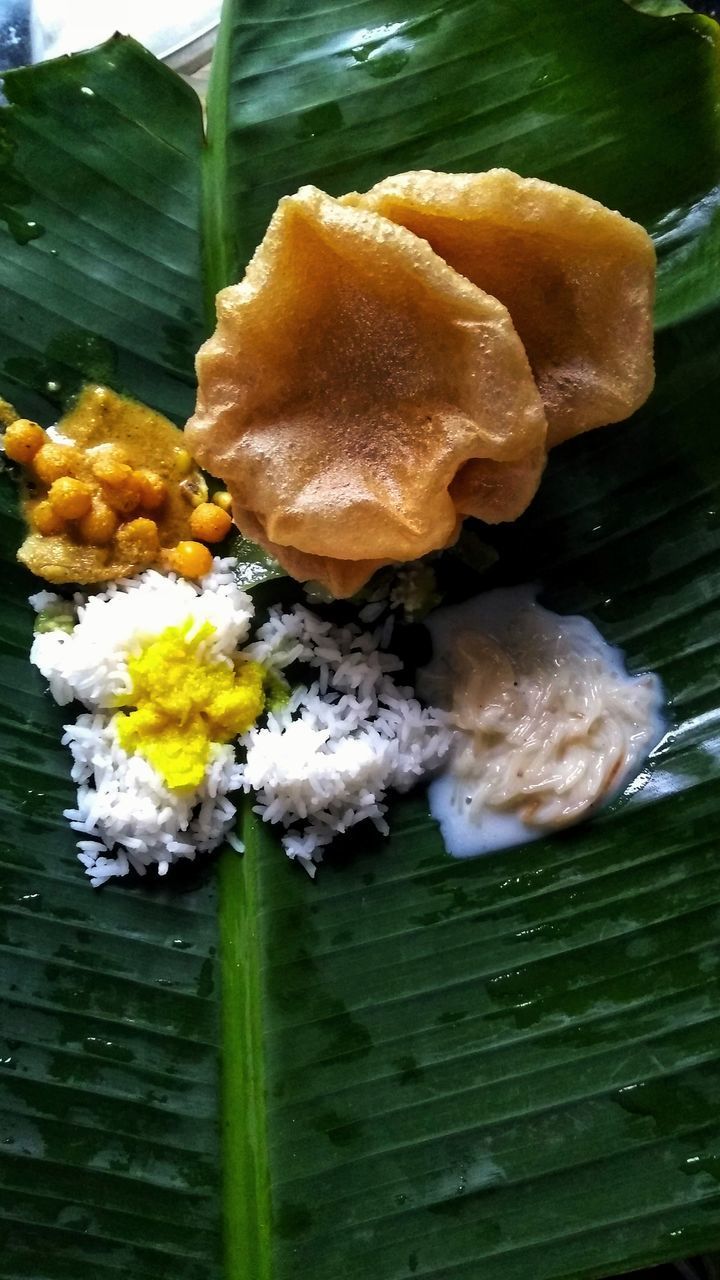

left=0, top=40, right=221, bottom=1280
left=211, top=2, right=720, bottom=1277
left=1, top=4, right=720, bottom=1278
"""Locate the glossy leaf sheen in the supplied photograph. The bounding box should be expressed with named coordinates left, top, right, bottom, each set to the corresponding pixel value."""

left=219, top=320, right=720, bottom=1280
left=210, top=2, right=720, bottom=1278
left=206, top=0, right=720, bottom=281
left=0, top=6, right=719, bottom=1280
left=0, top=40, right=221, bottom=1280
left=0, top=39, right=205, bottom=424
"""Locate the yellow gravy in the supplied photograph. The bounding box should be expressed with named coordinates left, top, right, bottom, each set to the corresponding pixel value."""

left=18, top=385, right=203, bottom=584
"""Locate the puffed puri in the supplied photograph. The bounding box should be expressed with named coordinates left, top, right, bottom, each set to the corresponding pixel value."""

left=185, top=184, right=549, bottom=597
left=342, top=168, right=656, bottom=447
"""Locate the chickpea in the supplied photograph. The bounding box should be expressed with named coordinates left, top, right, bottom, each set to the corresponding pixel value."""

left=135, top=468, right=167, bottom=511
left=166, top=540, right=213, bottom=580
left=47, top=476, right=93, bottom=520
left=212, top=490, right=233, bottom=513
left=32, top=500, right=66, bottom=537
left=116, top=517, right=160, bottom=563
left=33, top=442, right=80, bottom=486
left=100, top=469, right=143, bottom=516
left=174, top=447, right=193, bottom=475
left=91, top=454, right=133, bottom=489
left=189, top=502, right=232, bottom=543
left=89, top=442, right=129, bottom=470
left=3, top=419, right=46, bottom=464
left=77, top=496, right=118, bottom=545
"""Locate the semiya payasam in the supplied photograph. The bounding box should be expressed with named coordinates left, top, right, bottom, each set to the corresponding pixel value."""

left=343, top=169, right=656, bottom=446
left=8, top=385, right=214, bottom=584
left=419, top=587, right=664, bottom=857
left=186, top=184, right=549, bottom=598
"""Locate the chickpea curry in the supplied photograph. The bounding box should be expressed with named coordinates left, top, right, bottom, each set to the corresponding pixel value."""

left=3, top=385, right=233, bottom=584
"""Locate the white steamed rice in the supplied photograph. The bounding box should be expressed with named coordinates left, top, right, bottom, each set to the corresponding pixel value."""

left=30, top=559, right=251, bottom=708
left=29, top=561, right=452, bottom=885
left=243, top=605, right=453, bottom=874
left=65, top=717, right=243, bottom=887
left=29, top=559, right=253, bottom=886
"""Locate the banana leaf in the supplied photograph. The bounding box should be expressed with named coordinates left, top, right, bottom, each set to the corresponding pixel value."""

left=2, top=3, right=720, bottom=1279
